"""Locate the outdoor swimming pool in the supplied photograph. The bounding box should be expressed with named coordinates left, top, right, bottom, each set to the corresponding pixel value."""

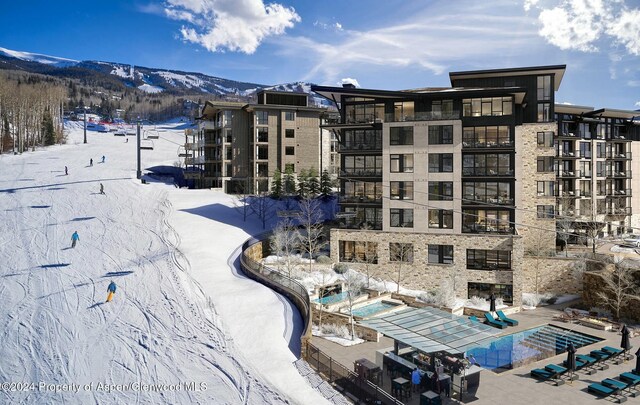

left=313, top=291, right=350, bottom=305
left=466, top=324, right=603, bottom=373
left=350, top=301, right=400, bottom=318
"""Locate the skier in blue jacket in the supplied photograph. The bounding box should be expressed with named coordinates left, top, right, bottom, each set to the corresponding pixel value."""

left=71, top=231, right=79, bottom=248
left=106, top=281, right=117, bottom=302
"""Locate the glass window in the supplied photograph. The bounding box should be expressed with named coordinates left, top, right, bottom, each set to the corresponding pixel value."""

left=389, top=243, right=413, bottom=262
left=428, top=153, right=453, bottom=172
left=390, top=208, right=413, bottom=228
left=285, top=129, right=295, bottom=138
left=536, top=156, right=554, bottom=172
left=390, top=126, right=414, bottom=145
left=537, top=131, right=554, bottom=147
left=537, top=103, right=551, bottom=122
left=256, top=111, right=268, bottom=125
left=390, top=181, right=413, bottom=200
left=390, top=154, right=413, bottom=173
left=285, top=146, right=295, bottom=155
left=284, top=111, right=295, bottom=121
left=537, top=181, right=555, bottom=196
left=428, top=125, right=453, bottom=144
left=537, top=75, right=551, bottom=101
left=393, top=101, right=414, bottom=121
left=467, top=249, right=511, bottom=270
left=428, top=209, right=453, bottom=229
left=428, top=182, right=453, bottom=200
left=339, top=241, right=378, bottom=263
left=537, top=205, right=555, bottom=219
left=462, top=97, right=513, bottom=117
left=428, top=245, right=453, bottom=264
left=257, top=127, right=268, bottom=142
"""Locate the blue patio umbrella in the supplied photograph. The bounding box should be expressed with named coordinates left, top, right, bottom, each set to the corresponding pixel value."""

left=566, top=342, right=576, bottom=381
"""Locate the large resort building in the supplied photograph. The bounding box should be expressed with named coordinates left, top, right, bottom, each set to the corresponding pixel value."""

left=185, top=90, right=335, bottom=193
left=312, top=65, right=640, bottom=307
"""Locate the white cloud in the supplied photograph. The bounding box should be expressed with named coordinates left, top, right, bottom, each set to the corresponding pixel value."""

left=529, top=0, right=640, bottom=56
left=339, top=78, right=360, bottom=87
left=314, top=20, right=344, bottom=32
left=165, top=0, right=300, bottom=54
left=635, top=101, right=640, bottom=107
left=278, top=8, right=540, bottom=84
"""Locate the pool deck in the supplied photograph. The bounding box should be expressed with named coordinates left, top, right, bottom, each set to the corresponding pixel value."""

left=310, top=302, right=640, bottom=404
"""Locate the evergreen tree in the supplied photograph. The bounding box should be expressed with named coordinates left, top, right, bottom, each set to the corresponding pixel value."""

left=270, top=168, right=283, bottom=199
left=320, top=169, right=335, bottom=197
left=41, top=110, right=55, bottom=146
left=297, top=168, right=309, bottom=198
left=307, top=167, right=320, bottom=197
left=283, top=166, right=296, bottom=196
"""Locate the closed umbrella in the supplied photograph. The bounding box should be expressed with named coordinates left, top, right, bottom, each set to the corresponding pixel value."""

left=635, top=347, right=640, bottom=374
left=621, top=325, right=632, bottom=360
left=489, top=293, right=496, bottom=313
left=566, top=342, right=576, bottom=382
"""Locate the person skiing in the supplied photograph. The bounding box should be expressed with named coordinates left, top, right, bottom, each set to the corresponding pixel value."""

left=125, top=138, right=128, bottom=143
left=101, top=155, right=105, bottom=163
left=89, top=158, right=93, bottom=167
left=71, top=231, right=79, bottom=248
left=64, top=166, right=68, bottom=175
left=99, top=183, right=105, bottom=195
left=106, top=281, right=117, bottom=302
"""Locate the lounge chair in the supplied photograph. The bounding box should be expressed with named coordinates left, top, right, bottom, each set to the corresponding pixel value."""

left=576, top=354, right=598, bottom=374
left=496, top=310, right=518, bottom=326
left=531, top=364, right=567, bottom=384
left=619, top=372, right=640, bottom=388
left=602, top=346, right=625, bottom=363
left=469, top=315, right=480, bottom=322
left=484, top=312, right=508, bottom=329
left=602, top=378, right=630, bottom=397
left=587, top=382, right=617, bottom=397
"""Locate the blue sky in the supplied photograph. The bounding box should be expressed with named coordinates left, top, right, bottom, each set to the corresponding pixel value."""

left=0, top=0, right=638, bottom=110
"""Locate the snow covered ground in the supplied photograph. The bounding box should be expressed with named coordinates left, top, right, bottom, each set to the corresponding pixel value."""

left=0, top=122, right=330, bottom=404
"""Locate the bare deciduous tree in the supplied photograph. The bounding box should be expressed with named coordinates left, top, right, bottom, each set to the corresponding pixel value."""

left=595, top=257, right=640, bottom=320
left=248, top=192, right=276, bottom=229
left=390, top=242, right=414, bottom=294
left=342, top=270, right=365, bottom=340
left=312, top=268, right=333, bottom=330
left=270, top=217, right=301, bottom=278
left=297, top=198, right=325, bottom=273
left=525, top=229, right=556, bottom=297
left=351, top=242, right=378, bottom=288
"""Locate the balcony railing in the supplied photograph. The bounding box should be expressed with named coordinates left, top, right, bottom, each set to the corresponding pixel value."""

left=340, top=142, right=383, bottom=151
left=559, top=190, right=577, bottom=197
left=462, top=168, right=514, bottom=177
left=462, top=224, right=515, bottom=235
left=558, top=132, right=578, bottom=138
left=557, top=170, right=577, bottom=178
left=340, top=169, right=383, bottom=177
left=606, top=207, right=632, bottom=215
left=578, top=189, right=592, bottom=197
left=462, top=140, right=514, bottom=149
left=384, top=111, right=460, bottom=122
left=345, top=114, right=382, bottom=125
left=464, top=196, right=514, bottom=205
left=606, top=151, right=632, bottom=159
left=559, top=151, right=577, bottom=158
left=185, top=156, right=206, bottom=165
left=606, top=188, right=632, bottom=197
left=340, top=195, right=383, bottom=204
left=606, top=170, right=631, bottom=178
left=610, top=134, right=630, bottom=141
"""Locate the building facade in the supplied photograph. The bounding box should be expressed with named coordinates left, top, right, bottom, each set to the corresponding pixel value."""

left=313, top=65, right=639, bottom=307
left=184, top=90, right=334, bottom=193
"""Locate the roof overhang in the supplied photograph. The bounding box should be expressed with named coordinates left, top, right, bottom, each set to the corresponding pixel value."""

left=450, top=65, right=566, bottom=90
left=359, top=307, right=502, bottom=355
left=554, top=104, right=595, bottom=115
left=584, top=108, right=639, bottom=120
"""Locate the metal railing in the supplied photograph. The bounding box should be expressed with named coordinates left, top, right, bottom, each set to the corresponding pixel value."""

left=239, top=234, right=402, bottom=404
left=384, top=111, right=460, bottom=122
left=306, top=342, right=404, bottom=405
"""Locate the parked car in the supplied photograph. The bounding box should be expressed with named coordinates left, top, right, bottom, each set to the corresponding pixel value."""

left=623, top=234, right=640, bottom=247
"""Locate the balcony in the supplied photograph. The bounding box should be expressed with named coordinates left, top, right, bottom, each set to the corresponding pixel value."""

left=340, top=142, right=382, bottom=152
left=185, top=156, right=206, bottom=165
left=604, top=188, right=632, bottom=197
left=559, top=151, right=578, bottom=158
left=340, top=195, right=382, bottom=204
left=557, top=132, right=579, bottom=138
left=464, top=196, right=514, bottom=205
left=606, top=151, right=632, bottom=160
left=462, top=224, right=515, bottom=235
left=557, top=170, right=577, bottom=178
left=344, top=114, right=383, bottom=125
left=578, top=170, right=591, bottom=178
left=610, top=134, right=630, bottom=141
left=384, top=111, right=460, bottom=122
left=606, top=207, right=632, bottom=216
left=606, top=170, right=631, bottom=178
left=201, top=121, right=218, bottom=130
left=462, top=140, right=514, bottom=149
left=559, top=190, right=577, bottom=198
left=462, top=168, right=514, bottom=177
left=340, top=169, right=382, bottom=178
left=578, top=189, right=592, bottom=198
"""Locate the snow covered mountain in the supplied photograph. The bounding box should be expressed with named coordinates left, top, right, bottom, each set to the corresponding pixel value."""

left=0, top=46, right=329, bottom=105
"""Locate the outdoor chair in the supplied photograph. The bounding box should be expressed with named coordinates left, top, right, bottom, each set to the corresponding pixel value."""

left=531, top=364, right=567, bottom=385
left=602, top=378, right=630, bottom=396
left=590, top=349, right=613, bottom=369
left=619, top=372, right=640, bottom=391
left=496, top=310, right=519, bottom=326
left=587, top=382, right=618, bottom=397
left=602, top=346, right=625, bottom=363
left=575, top=354, right=598, bottom=374
left=483, top=312, right=508, bottom=329
left=468, top=315, right=480, bottom=322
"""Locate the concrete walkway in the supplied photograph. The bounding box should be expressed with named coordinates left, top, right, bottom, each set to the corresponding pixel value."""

left=311, top=303, right=639, bottom=404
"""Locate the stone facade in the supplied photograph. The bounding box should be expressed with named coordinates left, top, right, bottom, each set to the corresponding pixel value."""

left=312, top=310, right=380, bottom=342
left=330, top=228, right=524, bottom=306
left=521, top=255, right=584, bottom=295
left=515, top=123, right=557, bottom=254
